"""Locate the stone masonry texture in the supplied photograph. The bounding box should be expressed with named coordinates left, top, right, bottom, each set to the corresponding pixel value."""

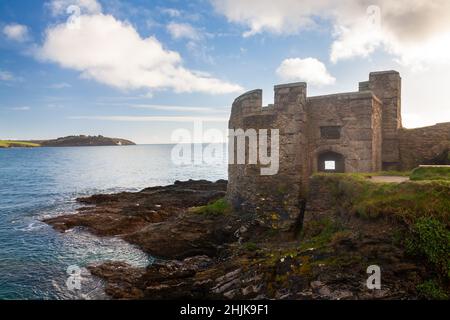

left=227, top=70, right=450, bottom=228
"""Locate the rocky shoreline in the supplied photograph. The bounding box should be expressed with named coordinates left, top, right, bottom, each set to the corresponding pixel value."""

left=45, top=179, right=444, bottom=300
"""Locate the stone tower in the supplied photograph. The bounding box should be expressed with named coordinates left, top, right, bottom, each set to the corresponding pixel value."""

left=361, top=70, right=402, bottom=170
left=227, top=70, right=449, bottom=229
left=227, top=83, right=308, bottom=229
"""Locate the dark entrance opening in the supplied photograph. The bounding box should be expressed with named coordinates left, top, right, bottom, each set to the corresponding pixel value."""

left=318, top=151, right=345, bottom=173
left=424, top=149, right=450, bottom=165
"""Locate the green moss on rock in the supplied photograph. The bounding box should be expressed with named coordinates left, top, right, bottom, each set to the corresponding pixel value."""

left=405, top=217, right=450, bottom=280
left=191, top=198, right=231, bottom=216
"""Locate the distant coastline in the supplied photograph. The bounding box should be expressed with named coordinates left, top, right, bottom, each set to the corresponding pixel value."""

left=0, top=135, right=136, bottom=148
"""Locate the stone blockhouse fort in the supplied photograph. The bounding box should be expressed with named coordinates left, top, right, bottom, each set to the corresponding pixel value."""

left=227, top=70, right=450, bottom=226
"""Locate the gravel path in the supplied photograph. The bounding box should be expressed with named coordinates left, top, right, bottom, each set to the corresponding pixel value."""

left=369, top=176, right=410, bottom=183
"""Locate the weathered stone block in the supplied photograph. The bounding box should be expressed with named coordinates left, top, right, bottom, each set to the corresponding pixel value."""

left=228, top=70, right=446, bottom=230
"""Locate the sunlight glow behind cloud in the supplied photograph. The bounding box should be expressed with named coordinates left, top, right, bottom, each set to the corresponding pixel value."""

left=212, top=0, right=450, bottom=69
left=69, top=115, right=228, bottom=122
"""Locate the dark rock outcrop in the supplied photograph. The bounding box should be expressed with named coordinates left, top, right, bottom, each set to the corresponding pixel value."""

left=45, top=178, right=448, bottom=300
left=44, top=180, right=230, bottom=259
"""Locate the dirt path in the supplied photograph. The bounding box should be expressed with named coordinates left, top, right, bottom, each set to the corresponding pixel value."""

left=369, top=176, right=410, bottom=183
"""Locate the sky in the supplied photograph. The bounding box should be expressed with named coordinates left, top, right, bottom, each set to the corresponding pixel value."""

left=1, top=0, right=450, bottom=144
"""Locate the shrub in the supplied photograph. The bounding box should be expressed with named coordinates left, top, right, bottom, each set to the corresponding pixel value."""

left=310, top=173, right=450, bottom=295
left=417, top=280, right=448, bottom=300
left=405, top=217, right=450, bottom=280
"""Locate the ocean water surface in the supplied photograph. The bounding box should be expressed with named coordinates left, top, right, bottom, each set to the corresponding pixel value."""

left=0, top=145, right=227, bottom=299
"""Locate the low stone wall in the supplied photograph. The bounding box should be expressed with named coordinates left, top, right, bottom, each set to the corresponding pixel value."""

left=307, top=176, right=334, bottom=211
left=305, top=175, right=339, bottom=227
left=399, top=122, right=450, bottom=170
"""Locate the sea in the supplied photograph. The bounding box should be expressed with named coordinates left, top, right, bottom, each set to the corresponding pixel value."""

left=0, top=145, right=227, bottom=299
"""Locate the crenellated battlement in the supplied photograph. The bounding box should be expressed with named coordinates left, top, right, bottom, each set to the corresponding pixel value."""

left=227, top=70, right=449, bottom=230
left=230, top=82, right=307, bottom=122
left=233, top=89, right=262, bottom=105
left=230, top=89, right=262, bottom=119
left=307, top=90, right=382, bottom=104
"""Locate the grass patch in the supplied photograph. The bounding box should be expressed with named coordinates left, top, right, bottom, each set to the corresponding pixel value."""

left=312, top=173, right=450, bottom=282
left=242, top=242, right=259, bottom=252
left=376, top=170, right=412, bottom=177
left=191, top=198, right=231, bottom=216
left=410, top=166, right=450, bottom=181
left=312, top=173, right=450, bottom=225
left=0, top=140, right=40, bottom=148
left=417, top=280, right=449, bottom=300
left=405, top=217, right=450, bottom=280
left=327, top=171, right=411, bottom=178
left=354, top=170, right=412, bottom=177
left=300, top=217, right=343, bottom=250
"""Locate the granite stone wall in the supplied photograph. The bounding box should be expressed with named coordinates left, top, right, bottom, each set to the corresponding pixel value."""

left=227, top=83, right=307, bottom=229
left=306, top=91, right=382, bottom=173
left=227, top=70, right=448, bottom=229
left=368, top=71, right=402, bottom=169
left=399, top=122, right=450, bottom=170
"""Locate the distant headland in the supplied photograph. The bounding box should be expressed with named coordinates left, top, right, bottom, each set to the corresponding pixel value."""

left=0, top=135, right=136, bottom=148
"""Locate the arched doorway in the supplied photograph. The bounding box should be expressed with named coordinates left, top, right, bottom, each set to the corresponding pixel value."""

left=318, top=151, right=345, bottom=173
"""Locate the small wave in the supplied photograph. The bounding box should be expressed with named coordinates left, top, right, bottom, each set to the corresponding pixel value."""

left=15, top=221, right=46, bottom=232
left=51, top=267, right=108, bottom=300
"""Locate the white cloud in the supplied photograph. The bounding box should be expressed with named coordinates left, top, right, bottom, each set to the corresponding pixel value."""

left=330, top=5, right=384, bottom=63
left=160, top=7, right=201, bottom=22
left=36, top=13, right=242, bottom=94
left=46, top=103, right=65, bottom=109
left=46, top=0, right=102, bottom=16
left=161, top=8, right=181, bottom=18
left=401, top=65, right=450, bottom=128
left=166, top=23, right=214, bottom=64
left=3, top=24, right=29, bottom=42
left=0, top=70, right=22, bottom=82
left=129, top=104, right=228, bottom=113
left=12, top=106, right=31, bottom=111
left=185, top=41, right=215, bottom=65
left=329, top=2, right=450, bottom=68
left=211, top=0, right=327, bottom=37
left=0, top=71, right=15, bottom=81
left=167, top=22, right=201, bottom=41
left=276, top=58, right=335, bottom=86
left=69, top=115, right=228, bottom=122
left=47, top=82, right=72, bottom=89
left=211, top=0, right=450, bottom=68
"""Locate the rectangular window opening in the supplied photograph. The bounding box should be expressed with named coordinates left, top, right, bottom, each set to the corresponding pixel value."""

left=320, top=126, right=341, bottom=139
left=325, top=161, right=336, bottom=170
